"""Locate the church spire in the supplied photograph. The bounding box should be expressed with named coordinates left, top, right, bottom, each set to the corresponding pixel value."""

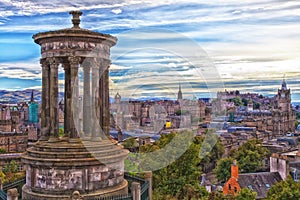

left=31, top=90, right=34, bottom=102
left=177, top=82, right=183, bottom=100
left=281, top=75, right=287, bottom=90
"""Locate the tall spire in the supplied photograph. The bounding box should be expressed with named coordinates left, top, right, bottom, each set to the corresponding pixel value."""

left=281, top=75, right=287, bottom=90
left=177, top=82, right=183, bottom=100
left=31, top=90, right=34, bottom=102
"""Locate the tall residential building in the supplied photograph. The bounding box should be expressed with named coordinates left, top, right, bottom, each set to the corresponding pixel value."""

left=28, top=90, right=38, bottom=124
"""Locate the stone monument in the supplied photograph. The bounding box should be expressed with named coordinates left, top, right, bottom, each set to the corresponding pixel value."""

left=22, top=11, right=129, bottom=199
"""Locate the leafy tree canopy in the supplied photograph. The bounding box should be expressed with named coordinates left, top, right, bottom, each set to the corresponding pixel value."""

left=236, top=188, right=257, bottom=200
left=266, top=175, right=300, bottom=200
left=230, top=139, right=269, bottom=173
left=214, top=157, right=234, bottom=183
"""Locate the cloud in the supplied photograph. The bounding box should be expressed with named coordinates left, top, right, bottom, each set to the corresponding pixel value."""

left=1, top=0, right=300, bottom=100
left=111, top=8, right=122, bottom=14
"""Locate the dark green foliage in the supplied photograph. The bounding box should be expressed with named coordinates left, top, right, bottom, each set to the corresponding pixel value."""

left=3, top=160, right=18, bottom=174
left=253, top=101, right=260, bottom=109
left=236, top=188, right=257, bottom=200
left=208, top=191, right=234, bottom=200
left=296, top=112, right=300, bottom=120
left=175, top=110, right=190, bottom=115
left=214, top=157, right=234, bottom=183
left=122, top=137, right=139, bottom=149
left=242, top=98, right=248, bottom=106
left=230, top=139, right=269, bottom=173
left=0, top=148, right=6, bottom=154
left=266, top=175, right=300, bottom=200
left=140, top=131, right=209, bottom=199
left=233, top=97, right=243, bottom=106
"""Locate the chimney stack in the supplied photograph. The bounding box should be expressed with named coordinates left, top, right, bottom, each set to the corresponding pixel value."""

left=231, top=160, right=238, bottom=180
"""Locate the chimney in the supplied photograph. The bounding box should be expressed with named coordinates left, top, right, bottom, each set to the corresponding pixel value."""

left=231, top=160, right=238, bottom=180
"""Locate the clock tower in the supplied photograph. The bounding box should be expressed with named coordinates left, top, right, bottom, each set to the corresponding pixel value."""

left=277, top=79, right=291, bottom=112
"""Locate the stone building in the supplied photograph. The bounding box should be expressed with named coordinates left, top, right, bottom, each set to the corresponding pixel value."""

left=218, top=80, right=296, bottom=137
left=110, top=87, right=209, bottom=132
left=0, top=131, right=28, bottom=153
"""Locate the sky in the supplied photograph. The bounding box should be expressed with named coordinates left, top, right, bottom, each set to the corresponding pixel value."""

left=1, top=0, right=300, bottom=101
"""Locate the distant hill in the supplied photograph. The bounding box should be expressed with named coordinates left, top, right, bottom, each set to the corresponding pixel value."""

left=0, top=89, right=62, bottom=104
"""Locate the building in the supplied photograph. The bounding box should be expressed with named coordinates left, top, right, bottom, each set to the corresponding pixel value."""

left=223, top=160, right=283, bottom=199
left=218, top=79, right=296, bottom=137
left=177, top=82, right=183, bottom=101
left=110, top=86, right=210, bottom=132
left=28, top=91, right=38, bottom=124
left=0, top=131, right=28, bottom=153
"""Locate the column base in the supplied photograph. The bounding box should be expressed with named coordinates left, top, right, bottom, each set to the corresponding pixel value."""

left=68, top=137, right=82, bottom=143
left=47, top=137, right=60, bottom=143
left=38, top=135, right=49, bottom=141
left=22, top=180, right=128, bottom=200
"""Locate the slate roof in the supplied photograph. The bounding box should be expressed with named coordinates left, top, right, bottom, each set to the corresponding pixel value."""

left=238, top=172, right=282, bottom=199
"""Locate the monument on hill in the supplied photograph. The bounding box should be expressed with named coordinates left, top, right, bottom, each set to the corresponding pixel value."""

left=22, top=11, right=129, bottom=199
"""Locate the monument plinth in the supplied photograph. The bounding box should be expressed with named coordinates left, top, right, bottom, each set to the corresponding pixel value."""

left=22, top=11, right=129, bottom=200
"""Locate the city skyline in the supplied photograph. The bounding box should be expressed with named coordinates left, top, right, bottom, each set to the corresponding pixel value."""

left=1, top=1, right=300, bottom=101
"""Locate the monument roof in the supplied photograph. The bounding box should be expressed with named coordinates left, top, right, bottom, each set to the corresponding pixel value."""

left=33, top=11, right=117, bottom=45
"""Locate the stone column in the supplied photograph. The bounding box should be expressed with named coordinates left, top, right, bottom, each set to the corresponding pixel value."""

left=40, top=59, right=50, bottom=141
left=68, top=56, right=80, bottom=140
left=83, top=61, right=91, bottom=137
left=63, top=62, right=71, bottom=137
left=131, top=182, right=141, bottom=200
left=91, top=60, right=100, bottom=139
left=7, top=188, right=18, bottom=200
left=101, top=59, right=110, bottom=138
left=48, top=58, right=59, bottom=141
left=144, top=171, right=153, bottom=200
left=98, top=64, right=104, bottom=138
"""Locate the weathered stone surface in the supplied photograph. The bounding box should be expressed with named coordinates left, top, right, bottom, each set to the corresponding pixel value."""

left=22, top=11, right=128, bottom=200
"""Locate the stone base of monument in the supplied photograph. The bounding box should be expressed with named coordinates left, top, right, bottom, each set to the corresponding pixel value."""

left=21, top=139, right=129, bottom=200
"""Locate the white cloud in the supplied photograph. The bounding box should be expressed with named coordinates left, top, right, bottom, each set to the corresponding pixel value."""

left=111, top=8, right=122, bottom=15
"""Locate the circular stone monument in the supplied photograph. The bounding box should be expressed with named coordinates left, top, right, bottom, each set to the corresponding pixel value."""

left=22, top=11, right=129, bottom=200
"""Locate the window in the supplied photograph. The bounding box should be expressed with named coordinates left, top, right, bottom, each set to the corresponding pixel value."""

left=234, top=187, right=237, bottom=193
left=228, top=184, right=231, bottom=190
left=248, top=185, right=253, bottom=190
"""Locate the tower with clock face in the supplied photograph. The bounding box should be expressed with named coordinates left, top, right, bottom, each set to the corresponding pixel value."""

left=277, top=79, right=291, bottom=112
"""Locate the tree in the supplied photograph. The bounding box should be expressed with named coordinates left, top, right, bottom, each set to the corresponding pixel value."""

left=214, top=157, right=234, bottom=183
left=58, top=128, right=64, bottom=137
left=241, top=98, right=248, bottom=106
left=140, top=131, right=209, bottom=199
left=233, top=97, right=242, bottom=106
left=3, top=160, right=18, bottom=183
left=122, top=137, right=139, bottom=151
left=199, top=133, right=224, bottom=173
left=230, top=139, right=269, bottom=173
left=175, top=110, right=190, bottom=116
left=3, top=160, right=18, bottom=174
left=0, top=171, right=6, bottom=183
left=208, top=191, right=234, bottom=200
left=253, top=101, right=260, bottom=109
left=0, top=148, right=6, bottom=154
left=266, top=176, right=300, bottom=200
left=236, top=188, right=257, bottom=200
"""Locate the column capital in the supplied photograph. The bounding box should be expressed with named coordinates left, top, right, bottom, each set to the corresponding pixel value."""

left=98, top=58, right=111, bottom=65
left=68, top=56, right=81, bottom=66
left=46, top=57, right=60, bottom=66
left=40, top=58, right=47, bottom=66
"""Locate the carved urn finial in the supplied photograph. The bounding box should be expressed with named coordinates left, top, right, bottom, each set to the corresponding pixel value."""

left=69, top=10, right=83, bottom=29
